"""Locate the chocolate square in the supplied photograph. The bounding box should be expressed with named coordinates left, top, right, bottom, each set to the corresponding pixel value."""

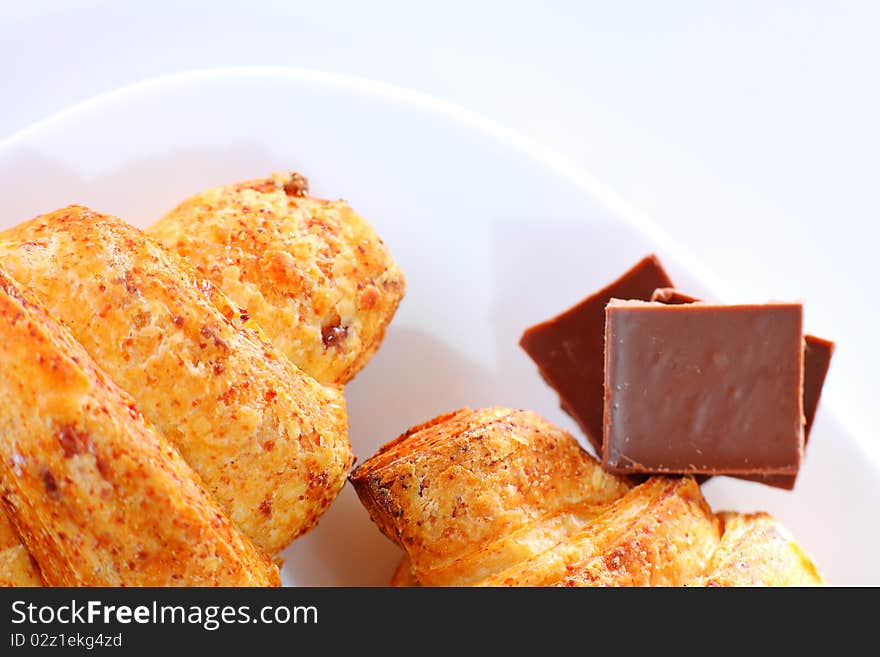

left=650, top=287, right=833, bottom=489
left=602, top=300, right=804, bottom=475
left=519, top=255, right=673, bottom=452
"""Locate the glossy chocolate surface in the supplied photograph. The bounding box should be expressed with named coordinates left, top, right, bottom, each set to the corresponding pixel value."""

left=602, top=300, right=804, bottom=475
left=649, top=287, right=833, bottom=488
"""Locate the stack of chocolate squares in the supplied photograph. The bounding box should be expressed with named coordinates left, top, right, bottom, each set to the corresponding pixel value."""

left=520, top=255, right=833, bottom=489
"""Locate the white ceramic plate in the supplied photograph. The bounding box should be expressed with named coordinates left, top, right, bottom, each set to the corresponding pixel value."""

left=1, top=67, right=877, bottom=586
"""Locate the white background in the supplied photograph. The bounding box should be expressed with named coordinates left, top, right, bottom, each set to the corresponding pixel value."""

left=1, top=1, right=877, bottom=462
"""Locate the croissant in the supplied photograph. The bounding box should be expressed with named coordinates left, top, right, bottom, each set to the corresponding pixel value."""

left=0, top=207, right=351, bottom=555
left=0, top=268, right=278, bottom=586
left=148, top=172, right=406, bottom=386
left=351, top=408, right=824, bottom=586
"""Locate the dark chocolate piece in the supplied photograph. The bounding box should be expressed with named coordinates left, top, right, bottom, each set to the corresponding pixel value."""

left=803, top=335, right=834, bottom=439
left=519, top=255, right=673, bottom=452
left=602, top=300, right=804, bottom=475
left=650, top=287, right=834, bottom=489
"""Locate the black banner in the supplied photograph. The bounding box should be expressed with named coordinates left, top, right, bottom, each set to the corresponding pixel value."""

left=0, top=587, right=856, bottom=652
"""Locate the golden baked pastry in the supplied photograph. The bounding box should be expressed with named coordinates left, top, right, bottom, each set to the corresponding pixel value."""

left=390, top=556, right=419, bottom=587
left=0, top=510, right=42, bottom=587
left=480, top=477, right=720, bottom=586
left=352, top=408, right=631, bottom=586
left=0, top=545, right=42, bottom=587
left=148, top=172, right=405, bottom=385
left=0, top=268, right=279, bottom=586
left=351, top=407, right=824, bottom=587
left=697, top=512, right=824, bottom=586
left=0, top=207, right=352, bottom=555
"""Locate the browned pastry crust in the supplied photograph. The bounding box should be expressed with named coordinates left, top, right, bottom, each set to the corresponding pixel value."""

left=0, top=510, right=42, bottom=586
left=489, top=477, right=720, bottom=586
left=148, top=172, right=405, bottom=385
left=0, top=268, right=279, bottom=586
left=351, top=408, right=824, bottom=587
left=351, top=408, right=632, bottom=586
left=697, top=512, right=824, bottom=586
left=0, top=207, right=352, bottom=555
left=390, top=555, right=420, bottom=587
left=0, top=546, right=42, bottom=587
left=0, top=509, right=22, bottom=552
